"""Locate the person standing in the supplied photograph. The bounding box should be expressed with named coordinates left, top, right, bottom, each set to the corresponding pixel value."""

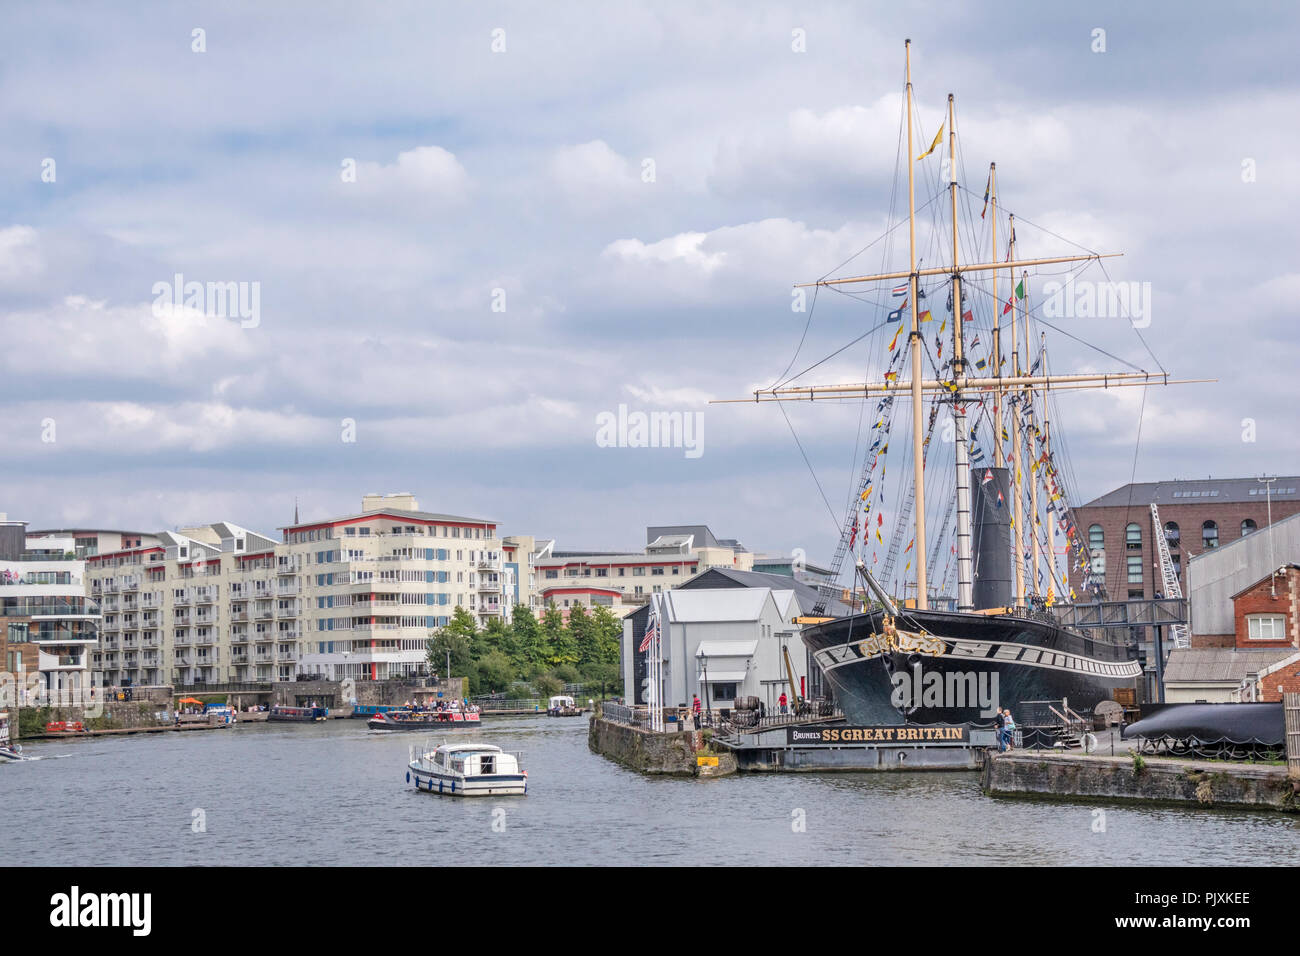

left=1003, top=709, right=1017, bottom=751
left=994, top=708, right=1006, bottom=752
left=691, top=694, right=702, bottom=729
left=779, top=691, right=788, bottom=715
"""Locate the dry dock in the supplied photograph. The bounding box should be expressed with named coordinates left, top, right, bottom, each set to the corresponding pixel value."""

left=983, top=749, right=1300, bottom=812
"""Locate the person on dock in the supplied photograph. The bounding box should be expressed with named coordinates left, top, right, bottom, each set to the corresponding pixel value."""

left=692, top=694, right=702, bottom=729
left=779, top=692, right=788, bottom=715
left=994, top=708, right=1006, bottom=752
left=1003, top=709, right=1017, bottom=751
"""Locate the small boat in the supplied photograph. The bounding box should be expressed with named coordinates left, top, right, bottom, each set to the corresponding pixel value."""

left=368, top=707, right=481, bottom=730
left=0, top=711, right=28, bottom=761
left=407, top=742, right=527, bottom=796
left=546, top=695, right=584, bottom=717
left=268, top=705, right=329, bottom=722
left=350, top=704, right=412, bottom=719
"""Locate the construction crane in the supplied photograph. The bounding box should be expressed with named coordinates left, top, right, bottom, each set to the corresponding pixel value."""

left=781, top=643, right=804, bottom=715
left=1150, top=503, right=1189, bottom=648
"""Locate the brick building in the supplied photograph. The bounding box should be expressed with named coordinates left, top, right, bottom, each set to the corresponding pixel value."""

left=1067, top=476, right=1300, bottom=602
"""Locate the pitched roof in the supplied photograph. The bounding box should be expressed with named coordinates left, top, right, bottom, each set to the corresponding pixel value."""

left=680, top=567, right=850, bottom=617
left=1163, top=647, right=1298, bottom=684
left=662, top=588, right=773, bottom=623
left=1080, top=477, right=1300, bottom=509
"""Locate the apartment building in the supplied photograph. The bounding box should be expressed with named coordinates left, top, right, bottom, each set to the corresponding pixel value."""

left=532, top=525, right=754, bottom=611
left=84, top=494, right=513, bottom=687
left=285, top=493, right=507, bottom=681
left=1, top=518, right=101, bottom=697
left=87, top=523, right=277, bottom=687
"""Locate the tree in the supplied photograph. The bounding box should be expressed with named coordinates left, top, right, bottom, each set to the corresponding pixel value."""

left=427, top=628, right=473, bottom=681
left=476, top=650, right=515, bottom=694
left=483, top=617, right=516, bottom=660
left=541, top=603, right=577, bottom=668
left=588, top=604, right=623, bottom=667
left=569, top=604, right=600, bottom=671
left=441, top=606, right=484, bottom=658
left=510, top=605, right=544, bottom=672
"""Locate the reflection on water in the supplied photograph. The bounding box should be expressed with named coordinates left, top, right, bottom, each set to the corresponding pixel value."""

left=3, top=716, right=1297, bottom=866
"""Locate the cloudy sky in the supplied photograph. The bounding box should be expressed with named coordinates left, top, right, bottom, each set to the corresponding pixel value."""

left=1, top=1, right=1297, bottom=568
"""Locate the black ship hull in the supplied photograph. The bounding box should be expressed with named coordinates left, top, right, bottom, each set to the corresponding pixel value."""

left=802, top=607, right=1139, bottom=727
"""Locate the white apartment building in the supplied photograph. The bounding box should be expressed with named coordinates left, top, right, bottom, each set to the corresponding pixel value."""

left=531, top=526, right=754, bottom=612
left=1, top=519, right=102, bottom=696
left=84, top=494, right=513, bottom=687
left=286, top=494, right=507, bottom=681
left=88, top=523, right=277, bottom=687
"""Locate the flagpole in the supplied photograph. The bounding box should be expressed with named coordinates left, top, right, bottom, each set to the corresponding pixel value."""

left=905, top=39, right=929, bottom=611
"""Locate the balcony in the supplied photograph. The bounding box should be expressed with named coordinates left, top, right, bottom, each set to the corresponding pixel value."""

left=230, top=632, right=250, bottom=645
left=193, top=588, right=217, bottom=604
left=141, top=593, right=161, bottom=609
left=122, top=577, right=140, bottom=592
left=173, top=592, right=191, bottom=607
left=230, top=608, right=248, bottom=621
left=173, top=631, right=193, bottom=647
left=275, top=603, right=299, bottom=619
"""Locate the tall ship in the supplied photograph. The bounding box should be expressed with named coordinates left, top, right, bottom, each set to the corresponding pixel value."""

left=717, top=41, right=1206, bottom=728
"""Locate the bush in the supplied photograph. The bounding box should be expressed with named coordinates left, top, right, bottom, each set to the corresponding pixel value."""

left=532, top=674, right=564, bottom=698
left=552, top=664, right=581, bottom=685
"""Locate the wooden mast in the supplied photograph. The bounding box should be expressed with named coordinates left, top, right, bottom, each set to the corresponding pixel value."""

left=1026, top=274, right=1040, bottom=598
left=905, top=39, right=928, bottom=610
left=1008, top=216, right=1024, bottom=606
left=948, top=93, right=974, bottom=611
left=991, top=163, right=1004, bottom=471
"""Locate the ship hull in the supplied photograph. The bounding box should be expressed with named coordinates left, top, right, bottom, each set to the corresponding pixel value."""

left=802, top=607, right=1140, bottom=727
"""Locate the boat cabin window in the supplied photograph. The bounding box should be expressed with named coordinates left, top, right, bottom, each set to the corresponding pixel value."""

left=478, top=754, right=495, bottom=774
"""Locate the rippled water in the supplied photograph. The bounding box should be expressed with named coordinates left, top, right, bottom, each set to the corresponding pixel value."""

left=4, top=716, right=1297, bottom=866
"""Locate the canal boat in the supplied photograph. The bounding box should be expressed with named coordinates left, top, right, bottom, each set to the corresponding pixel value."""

left=546, top=695, right=584, bottom=717
left=268, top=705, right=329, bottom=722
left=704, top=39, right=1200, bottom=730
left=407, top=742, right=526, bottom=796
left=367, top=707, right=480, bottom=730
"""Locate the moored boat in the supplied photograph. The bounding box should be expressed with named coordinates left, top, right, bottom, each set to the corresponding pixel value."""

left=407, top=742, right=526, bottom=796
left=268, top=705, right=328, bottom=722
left=546, top=694, right=584, bottom=717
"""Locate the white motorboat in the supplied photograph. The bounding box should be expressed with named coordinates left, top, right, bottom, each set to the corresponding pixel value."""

left=407, top=742, right=527, bottom=797
left=0, top=711, right=28, bottom=761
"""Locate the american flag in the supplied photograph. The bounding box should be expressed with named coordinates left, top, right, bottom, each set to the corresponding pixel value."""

left=638, top=612, right=658, bottom=653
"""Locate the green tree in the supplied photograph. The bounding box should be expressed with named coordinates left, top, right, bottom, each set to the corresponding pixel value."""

left=509, top=605, right=544, bottom=671
left=568, top=604, right=600, bottom=670
left=589, top=604, right=623, bottom=667
left=476, top=650, right=515, bottom=694
left=483, top=617, right=516, bottom=660
left=541, top=603, right=577, bottom=668
left=427, top=627, right=473, bottom=681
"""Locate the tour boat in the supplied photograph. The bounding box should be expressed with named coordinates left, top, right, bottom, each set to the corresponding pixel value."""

left=368, top=707, right=480, bottom=730
left=268, top=705, right=329, bottom=722
left=407, top=742, right=527, bottom=797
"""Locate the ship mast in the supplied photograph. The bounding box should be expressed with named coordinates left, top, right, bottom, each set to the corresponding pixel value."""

left=948, top=94, right=974, bottom=611
left=991, top=163, right=1004, bottom=471
left=1008, top=217, right=1025, bottom=606
left=905, top=39, right=929, bottom=610
left=1025, top=271, right=1040, bottom=599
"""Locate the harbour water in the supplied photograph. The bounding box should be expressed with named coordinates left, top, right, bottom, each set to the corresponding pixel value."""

left=4, top=716, right=1297, bottom=866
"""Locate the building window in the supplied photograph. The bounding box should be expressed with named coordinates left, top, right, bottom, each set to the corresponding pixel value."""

left=1246, top=614, right=1286, bottom=641
left=1126, top=523, right=1142, bottom=551
left=1241, top=519, right=1257, bottom=536
left=1164, top=521, right=1179, bottom=548
left=1088, top=525, right=1104, bottom=551
left=1202, top=521, right=1218, bottom=549
left=708, top=683, right=738, bottom=702
left=1127, top=555, right=1143, bottom=585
